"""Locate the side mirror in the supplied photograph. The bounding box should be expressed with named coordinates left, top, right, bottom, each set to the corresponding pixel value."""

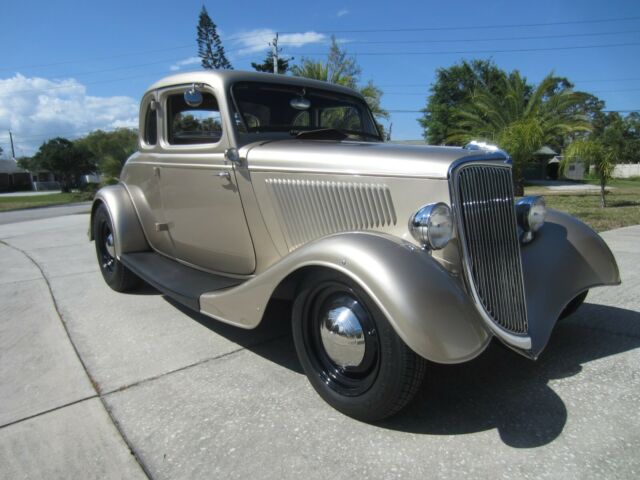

left=184, top=84, right=203, bottom=107
left=225, top=148, right=241, bottom=165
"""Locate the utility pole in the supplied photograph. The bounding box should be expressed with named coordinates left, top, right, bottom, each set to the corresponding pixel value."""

left=9, top=131, right=16, bottom=159
left=271, top=33, right=279, bottom=74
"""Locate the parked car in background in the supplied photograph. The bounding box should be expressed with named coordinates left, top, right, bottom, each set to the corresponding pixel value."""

left=90, top=71, right=620, bottom=421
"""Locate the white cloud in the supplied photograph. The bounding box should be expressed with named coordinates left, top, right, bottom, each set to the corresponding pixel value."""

left=169, top=56, right=201, bottom=72
left=337, top=9, right=349, bottom=17
left=0, top=74, right=138, bottom=156
left=229, top=29, right=327, bottom=56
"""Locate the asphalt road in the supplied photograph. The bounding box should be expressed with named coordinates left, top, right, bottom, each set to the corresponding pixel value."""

left=0, top=214, right=638, bottom=479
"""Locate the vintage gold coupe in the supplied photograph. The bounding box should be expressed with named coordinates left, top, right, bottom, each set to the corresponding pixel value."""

left=90, top=71, right=620, bottom=421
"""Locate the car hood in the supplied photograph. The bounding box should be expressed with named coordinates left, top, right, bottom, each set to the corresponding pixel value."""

left=242, top=139, right=501, bottom=179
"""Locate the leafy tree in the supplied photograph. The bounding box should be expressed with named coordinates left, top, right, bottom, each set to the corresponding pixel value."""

left=621, top=112, right=640, bottom=163
left=31, top=138, right=96, bottom=192
left=291, top=37, right=389, bottom=133
left=197, top=6, right=232, bottom=70
left=75, top=129, right=137, bottom=181
left=0, top=145, right=3, bottom=157
left=563, top=140, right=615, bottom=207
left=589, top=111, right=640, bottom=164
left=251, top=50, right=292, bottom=73
left=16, top=156, right=36, bottom=171
left=447, top=72, right=591, bottom=193
left=419, top=60, right=508, bottom=145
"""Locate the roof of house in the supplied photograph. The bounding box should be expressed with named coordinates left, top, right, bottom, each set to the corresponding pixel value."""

left=0, top=159, right=27, bottom=174
left=535, top=146, right=558, bottom=156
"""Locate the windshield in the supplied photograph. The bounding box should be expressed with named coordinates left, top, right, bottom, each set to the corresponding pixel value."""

left=231, top=81, right=382, bottom=141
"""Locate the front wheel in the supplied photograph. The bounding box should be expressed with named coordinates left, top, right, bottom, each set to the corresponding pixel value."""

left=92, top=204, right=140, bottom=292
left=559, top=290, right=589, bottom=320
left=292, top=271, right=426, bottom=422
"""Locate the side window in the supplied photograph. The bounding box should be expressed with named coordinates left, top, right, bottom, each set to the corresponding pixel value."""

left=167, top=92, right=223, bottom=145
left=143, top=101, right=157, bottom=145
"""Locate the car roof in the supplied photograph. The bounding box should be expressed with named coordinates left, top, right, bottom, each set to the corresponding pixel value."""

left=147, top=70, right=364, bottom=99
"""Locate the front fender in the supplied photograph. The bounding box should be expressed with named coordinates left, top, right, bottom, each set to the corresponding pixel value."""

left=90, top=184, right=149, bottom=258
left=522, top=209, right=620, bottom=357
left=200, top=232, right=490, bottom=364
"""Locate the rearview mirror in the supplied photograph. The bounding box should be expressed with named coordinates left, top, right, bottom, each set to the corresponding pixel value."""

left=184, top=84, right=203, bottom=107
left=290, top=96, right=311, bottom=110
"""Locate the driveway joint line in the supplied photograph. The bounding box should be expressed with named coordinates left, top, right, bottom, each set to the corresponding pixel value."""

left=0, top=395, right=98, bottom=430
left=0, top=239, right=154, bottom=480
left=102, top=333, right=290, bottom=397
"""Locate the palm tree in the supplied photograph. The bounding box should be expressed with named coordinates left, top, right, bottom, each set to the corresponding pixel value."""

left=448, top=72, right=591, bottom=193
left=291, top=38, right=389, bottom=130
left=563, top=139, right=615, bottom=207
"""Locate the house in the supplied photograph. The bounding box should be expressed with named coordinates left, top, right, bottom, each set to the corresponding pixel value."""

left=524, top=146, right=560, bottom=180
left=0, top=158, right=32, bottom=192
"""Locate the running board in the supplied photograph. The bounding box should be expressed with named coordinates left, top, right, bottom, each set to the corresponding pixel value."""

left=120, top=252, right=244, bottom=311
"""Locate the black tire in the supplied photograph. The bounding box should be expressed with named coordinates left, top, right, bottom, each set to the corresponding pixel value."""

left=292, top=270, right=426, bottom=422
left=559, top=290, right=589, bottom=320
left=92, top=204, right=141, bottom=292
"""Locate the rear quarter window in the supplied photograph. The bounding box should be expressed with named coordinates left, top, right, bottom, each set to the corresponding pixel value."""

left=166, top=92, right=223, bottom=145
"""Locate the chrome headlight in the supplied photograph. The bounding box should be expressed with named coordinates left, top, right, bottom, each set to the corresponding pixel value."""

left=516, top=196, right=546, bottom=237
left=409, top=202, right=453, bottom=250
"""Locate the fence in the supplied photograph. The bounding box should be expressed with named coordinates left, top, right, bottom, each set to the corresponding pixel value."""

left=613, top=164, right=640, bottom=179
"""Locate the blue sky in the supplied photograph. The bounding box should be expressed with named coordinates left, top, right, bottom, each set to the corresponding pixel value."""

left=1, top=0, right=639, bottom=155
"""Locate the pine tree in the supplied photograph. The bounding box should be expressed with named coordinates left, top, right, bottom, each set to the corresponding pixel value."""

left=251, top=50, right=291, bottom=73
left=197, top=6, right=232, bottom=70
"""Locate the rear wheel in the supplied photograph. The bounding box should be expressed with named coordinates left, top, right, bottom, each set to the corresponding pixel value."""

left=292, top=270, right=426, bottom=422
left=93, top=204, right=140, bottom=292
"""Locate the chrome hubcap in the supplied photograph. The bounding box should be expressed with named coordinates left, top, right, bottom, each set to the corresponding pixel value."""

left=319, top=304, right=366, bottom=368
left=105, top=233, right=115, bottom=258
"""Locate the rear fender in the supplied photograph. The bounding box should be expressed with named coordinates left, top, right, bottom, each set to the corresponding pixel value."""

left=90, top=184, right=149, bottom=258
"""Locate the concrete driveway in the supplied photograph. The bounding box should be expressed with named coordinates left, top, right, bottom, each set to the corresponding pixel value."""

left=1, top=214, right=638, bottom=479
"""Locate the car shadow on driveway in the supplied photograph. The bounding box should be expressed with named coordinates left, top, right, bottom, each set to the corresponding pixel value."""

left=163, top=296, right=304, bottom=373
left=161, top=296, right=639, bottom=449
left=381, top=303, right=640, bottom=448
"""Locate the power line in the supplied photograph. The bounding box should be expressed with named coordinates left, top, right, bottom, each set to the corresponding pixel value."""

left=282, top=29, right=640, bottom=47
left=294, top=41, right=640, bottom=57
left=281, top=15, right=640, bottom=35
left=384, top=109, right=640, bottom=113
left=379, top=77, right=640, bottom=87
left=383, top=87, right=640, bottom=96
left=0, top=44, right=196, bottom=73
left=0, top=70, right=176, bottom=98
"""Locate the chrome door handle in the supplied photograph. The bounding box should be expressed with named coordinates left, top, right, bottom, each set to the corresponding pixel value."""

left=216, top=171, right=230, bottom=179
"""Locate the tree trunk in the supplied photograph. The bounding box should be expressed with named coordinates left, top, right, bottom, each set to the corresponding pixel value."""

left=600, top=178, right=606, bottom=208
left=513, top=176, right=525, bottom=197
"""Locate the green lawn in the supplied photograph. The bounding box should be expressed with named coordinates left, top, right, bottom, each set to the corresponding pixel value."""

left=2, top=179, right=638, bottom=232
left=525, top=178, right=640, bottom=232
left=0, top=192, right=93, bottom=212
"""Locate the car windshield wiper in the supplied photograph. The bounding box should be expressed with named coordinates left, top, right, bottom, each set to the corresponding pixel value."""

left=293, top=128, right=381, bottom=141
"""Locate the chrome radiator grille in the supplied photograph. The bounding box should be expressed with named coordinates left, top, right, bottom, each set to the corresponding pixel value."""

left=453, top=164, right=528, bottom=334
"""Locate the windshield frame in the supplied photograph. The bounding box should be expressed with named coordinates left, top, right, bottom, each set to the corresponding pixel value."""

left=229, top=80, right=383, bottom=142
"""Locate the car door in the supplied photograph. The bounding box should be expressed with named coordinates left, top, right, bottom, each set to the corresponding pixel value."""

left=123, top=90, right=176, bottom=258
left=155, top=85, right=256, bottom=275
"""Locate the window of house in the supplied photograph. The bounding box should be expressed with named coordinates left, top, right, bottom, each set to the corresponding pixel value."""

left=166, top=92, right=223, bottom=145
